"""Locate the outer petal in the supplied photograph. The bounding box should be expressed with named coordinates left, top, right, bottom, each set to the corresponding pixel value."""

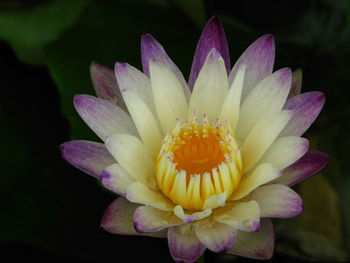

left=214, top=201, right=260, bottom=232
left=194, top=219, right=237, bottom=253
left=236, top=68, right=292, bottom=140
left=287, top=69, right=302, bottom=99
left=141, top=34, right=191, bottom=100
left=115, top=62, right=162, bottom=157
left=220, top=64, right=246, bottom=132
left=189, top=16, right=230, bottom=91
left=101, top=197, right=167, bottom=238
left=126, top=182, right=174, bottom=211
left=90, top=62, right=127, bottom=111
left=101, top=197, right=139, bottom=235
left=280, top=91, right=325, bottom=137
left=133, top=206, right=182, bottom=233
left=241, top=110, right=293, bottom=173
left=105, top=134, right=157, bottom=190
left=168, top=224, right=206, bottom=263
left=74, top=95, right=138, bottom=141
left=101, top=163, right=135, bottom=196
left=188, top=48, right=228, bottom=123
left=60, top=140, right=115, bottom=179
left=258, top=136, right=309, bottom=170
left=274, top=150, right=329, bottom=186
left=229, top=34, right=275, bottom=101
left=227, top=218, right=274, bottom=260
left=149, top=60, right=188, bottom=133
left=230, top=163, right=281, bottom=201
left=247, top=184, right=303, bottom=218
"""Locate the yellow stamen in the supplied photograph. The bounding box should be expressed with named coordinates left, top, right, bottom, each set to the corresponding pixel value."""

left=156, top=116, right=242, bottom=210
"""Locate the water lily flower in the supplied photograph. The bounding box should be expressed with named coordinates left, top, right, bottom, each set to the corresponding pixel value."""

left=61, top=17, right=329, bottom=262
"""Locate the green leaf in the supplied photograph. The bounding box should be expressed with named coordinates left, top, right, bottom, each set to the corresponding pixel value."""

left=0, top=0, right=91, bottom=64
left=44, top=0, right=199, bottom=140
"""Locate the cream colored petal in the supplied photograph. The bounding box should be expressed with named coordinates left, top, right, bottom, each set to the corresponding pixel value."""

left=149, top=60, right=188, bottom=133
left=194, top=218, right=237, bottom=252
left=220, top=64, right=246, bottom=132
left=202, top=191, right=227, bottom=210
left=133, top=205, right=182, bottom=233
left=214, top=200, right=260, bottom=232
left=101, top=163, right=135, bottom=196
left=241, top=110, right=293, bottom=173
left=174, top=205, right=212, bottom=223
left=188, top=48, right=228, bottom=123
left=258, top=136, right=309, bottom=170
left=227, top=218, right=274, bottom=259
left=236, top=68, right=292, bottom=140
left=230, top=163, right=281, bottom=201
left=126, top=182, right=174, bottom=211
left=105, top=134, right=157, bottom=190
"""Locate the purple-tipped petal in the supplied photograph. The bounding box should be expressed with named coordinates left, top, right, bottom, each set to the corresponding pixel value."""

left=168, top=224, right=206, bottom=263
left=101, top=163, right=135, bottom=196
left=194, top=220, right=237, bottom=253
left=101, top=197, right=140, bottom=235
left=280, top=91, right=325, bottom=137
left=90, top=62, right=127, bottom=111
left=141, top=34, right=190, bottom=99
left=287, top=69, right=303, bottom=99
left=60, top=140, right=115, bottom=179
left=275, top=150, right=329, bottom=187
left=133, top=206, right=182, bottom=233
left=74, top=94, right=138, bottom=141
left=248, top=184, right=303, bottom=218
left=188, top=16, right=230, bottom=91
left=227, top=219, right=274, bottom=260
left=229, top=34, right=275, bottom=101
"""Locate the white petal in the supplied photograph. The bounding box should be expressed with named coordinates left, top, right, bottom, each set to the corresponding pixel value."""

left=101, top=163, right=135, bottom=196
left=227, top=218, right=274, bottom=259
left=188, top=48, right=228, bottom=123
left=149, top=60, right=188, bottom=133
left=105, top=134, right=157, bottom=190
left=236, top=68, right=292, bottom=140
left=230, top=163, right=281, bottom=201
left=115, top=62, right=162, bottom=157
left=174, top=205, right=212, bottom=223
left=194, top=219, right=237, bottom=253
left=258, top=136, right=309, bottom=170
left=241, top=110, right=293, bottom=173
left=126, top=182, right=174, bottom=211
left=74, top=95, right=138, bottom=141
left=214, top=201, right=260, bottom=232
left=220, top=64, right=246, bottom=132
left=247, top=184, right=303, bottom=218
left=133, top=205, right=182, bottom=233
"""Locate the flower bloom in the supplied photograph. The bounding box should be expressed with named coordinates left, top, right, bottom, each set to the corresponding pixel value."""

left=61, top=17, right=329, bottom=262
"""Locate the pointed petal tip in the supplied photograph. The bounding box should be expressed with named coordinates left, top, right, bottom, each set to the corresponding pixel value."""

left=114, top=61, right=129, bottom=73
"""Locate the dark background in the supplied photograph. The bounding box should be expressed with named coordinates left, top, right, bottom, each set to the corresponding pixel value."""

left=0, top=0, right=350, bottom=262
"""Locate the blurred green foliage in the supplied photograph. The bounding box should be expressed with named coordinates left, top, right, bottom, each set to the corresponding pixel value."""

left=0, top=0, right=350, bottom=262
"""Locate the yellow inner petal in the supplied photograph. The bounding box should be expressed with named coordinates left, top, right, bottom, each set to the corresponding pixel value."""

left=156, top=117, right=242, bottom=210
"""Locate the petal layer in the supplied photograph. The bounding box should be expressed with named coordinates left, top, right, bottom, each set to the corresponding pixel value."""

left=274, top=150, right=329, bottom=186
left=229, top=34, right=275, bottom=101
left=189, top=17, right=230, bottom=91
left=60, top=140, right=115, bottom=179
left=90, top=62, right=127, bottom=111
left=280, top=91, right=325, bottom=137
left=287, top=69, right=302, bottom=99
left=188, top=48, right=228, bottom=123
left=133, top=206, right=182, bottom=233
left=74, top=94, right=138, bottom=141
left=105, top=134, right=157, bottom=189
left=227, top=218, right=274, bottom=260
left=101, top=163, right=135, bottom=196
left=168, top=224, right=206, bottom=263
left=194, top=219, right=237, bottom=253
left=141, top=34, right=190, bottom=100
left=248, top=184, right=303, bottom=218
